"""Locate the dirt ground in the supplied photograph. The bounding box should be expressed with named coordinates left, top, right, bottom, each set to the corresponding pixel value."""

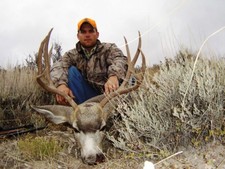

left=1, top=128, right=225, bottom=169
left=155, top=141, right=225, bottom=169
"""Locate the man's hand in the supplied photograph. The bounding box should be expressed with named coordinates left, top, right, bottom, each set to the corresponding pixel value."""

left=56, top=84, right=75, bottom=105
left=104, top=75, right=119, bottom=95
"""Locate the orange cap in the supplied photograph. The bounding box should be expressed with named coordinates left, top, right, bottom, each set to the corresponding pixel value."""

left=77, top=18, right=97, bottom=31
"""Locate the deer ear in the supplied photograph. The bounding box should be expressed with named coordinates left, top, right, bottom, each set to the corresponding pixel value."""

left=31, top=105, right=74, bottom=124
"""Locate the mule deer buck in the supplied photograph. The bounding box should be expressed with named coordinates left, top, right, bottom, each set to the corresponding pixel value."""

left=31, top=28, right=146, bottom=165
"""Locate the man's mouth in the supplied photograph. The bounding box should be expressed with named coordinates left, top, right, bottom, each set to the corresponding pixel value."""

left=85, top=39, right=91, bottom=42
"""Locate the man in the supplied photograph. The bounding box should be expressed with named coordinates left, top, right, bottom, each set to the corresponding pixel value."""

left=50, top=18, right=128, bottom=105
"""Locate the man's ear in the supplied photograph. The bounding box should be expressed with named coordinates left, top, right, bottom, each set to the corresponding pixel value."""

left=96, top=31, right=99, bottom=38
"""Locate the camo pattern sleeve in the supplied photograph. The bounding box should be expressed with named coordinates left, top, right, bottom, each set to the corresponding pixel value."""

left=105, top=43, right=128, bottom=80
left=50, top=49, right=80, bottom=87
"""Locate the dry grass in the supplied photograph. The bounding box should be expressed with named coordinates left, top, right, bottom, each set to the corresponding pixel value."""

left=0, top=66, right=53, bottom=130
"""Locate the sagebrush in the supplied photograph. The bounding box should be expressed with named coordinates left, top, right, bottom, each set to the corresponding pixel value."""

left=107, top=49, right=225, bottom=155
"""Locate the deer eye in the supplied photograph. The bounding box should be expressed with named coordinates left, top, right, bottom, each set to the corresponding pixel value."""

left=100, top=125, right=106, bottom=131
left=74, top=128, right=80, bottom=133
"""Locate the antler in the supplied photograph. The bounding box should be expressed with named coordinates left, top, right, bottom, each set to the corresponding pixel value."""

left=37, top=28, right=78, bottom=109
left=100, top=32, right=146, bottom=107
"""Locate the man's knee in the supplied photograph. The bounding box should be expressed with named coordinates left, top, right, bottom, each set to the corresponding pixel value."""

left=68, top=66, right=81, bottom=78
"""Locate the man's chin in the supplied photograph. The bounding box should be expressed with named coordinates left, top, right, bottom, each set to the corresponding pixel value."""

left=82, top=44, right=95, bottom=49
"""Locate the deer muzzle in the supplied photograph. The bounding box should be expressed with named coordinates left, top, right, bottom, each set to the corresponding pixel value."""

left=75, top=131, right=105, bottom=165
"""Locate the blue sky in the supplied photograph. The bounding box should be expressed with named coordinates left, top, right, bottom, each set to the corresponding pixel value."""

left=1, top=0, right=225, bottom=68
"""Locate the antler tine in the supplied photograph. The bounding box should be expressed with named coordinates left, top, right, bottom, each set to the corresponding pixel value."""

left=100, top=32, right=146, bottom=107
left=36, top=28, right=78, bottom=109
left=132, top=31, right=142, bottom=65
left=120, top=36, right=131, bottom=88
left=120, top=31, right=142, bottom=88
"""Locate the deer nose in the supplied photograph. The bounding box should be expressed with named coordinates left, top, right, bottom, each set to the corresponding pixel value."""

left=83, top=155, right=96, bottom=165
left=83, top=153, right=105, bottom=165
left=96, top=153, right=105, bottom=163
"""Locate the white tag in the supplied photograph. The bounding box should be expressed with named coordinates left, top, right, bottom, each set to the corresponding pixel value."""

left=143, top=161, right=155, bottom=169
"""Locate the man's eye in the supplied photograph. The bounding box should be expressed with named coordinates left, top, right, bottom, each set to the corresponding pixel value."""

left=79, top=29, right=95, bottom=34
left=80, top=30, right=86, bottom=34
left=89, top=29, right=95, bottom=33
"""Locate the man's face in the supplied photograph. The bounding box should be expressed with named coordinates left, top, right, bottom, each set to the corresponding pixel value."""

left=77, top=23, right=99, bottom=49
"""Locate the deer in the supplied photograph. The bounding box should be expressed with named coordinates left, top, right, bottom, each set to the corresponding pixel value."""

left=31, top=28, right=146, bottom=165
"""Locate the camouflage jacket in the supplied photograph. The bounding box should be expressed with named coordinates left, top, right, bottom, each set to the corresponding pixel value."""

left=50, top=40, right=128, bottom=93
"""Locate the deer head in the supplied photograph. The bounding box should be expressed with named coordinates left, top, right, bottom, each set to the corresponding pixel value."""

left=31, top=28, right=146, bottom=165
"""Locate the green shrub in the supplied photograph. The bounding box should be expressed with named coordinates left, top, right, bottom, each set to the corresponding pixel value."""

left=18, top=135, right=62, bottom=160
